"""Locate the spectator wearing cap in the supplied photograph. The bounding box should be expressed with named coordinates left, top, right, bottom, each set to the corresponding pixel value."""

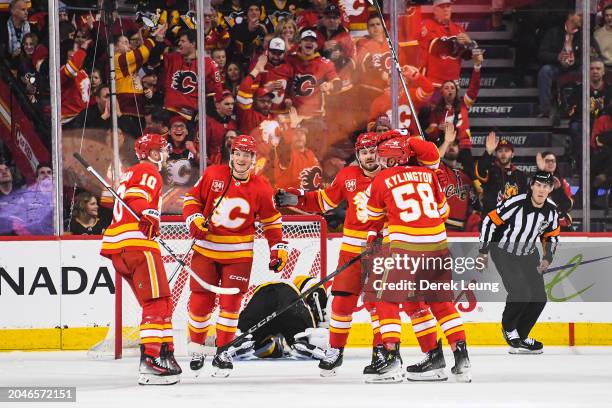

left=297, top=0, right=349, bottom=30
left=537, top=11, right=582, bottom=118
left=316, top=4, right=355, bottom=66
left=114, top=23, right=167, bottom=120
left=206, top=90, right=237, bottom=165
left=367, top=115, right=391, bottom=133
left=287, top=28, right=341, bottom=118
left=420, top=0, right=476, bottom=88
left=161, top=28, right=223, bottom=121
left=237, top=54, right=279, bottom=134
left=248, top=38, right=294, bottom=114
left=2, top=0, right=31, bottom=59
left=476, top=132, right=528, bottom=214
left=274, top=127, right=322, bottom=190
left=229, top=1, right=272, bottom=66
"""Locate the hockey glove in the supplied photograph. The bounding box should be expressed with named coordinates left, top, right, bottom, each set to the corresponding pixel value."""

left=138, top=209, right=160, bottom=239
left=187, top=213, right=208, bottom=240
left=269, top=242, right=289, bottom=272
left=274, top=188, right=303, bottom=207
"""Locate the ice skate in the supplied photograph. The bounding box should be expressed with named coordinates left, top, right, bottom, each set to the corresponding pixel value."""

left=405, top=339, right=448, bottom=382
left=211, top=348, right=234, bottom=378
left=188, top=342, right=206, bottom=374
left=364, top=343, right=403, bottom=383
left=509, top=337, right=544, bottom=355
left=363, top=344, right=385, bottom=375
left=319, top=347, right=343, bottom=377
left=138, top=345, right=180, bottom=386
left=451, top=341, right=472, bottom=383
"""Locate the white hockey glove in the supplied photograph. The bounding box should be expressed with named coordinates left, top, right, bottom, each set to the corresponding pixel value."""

left=292, top=328, right=329, bottom=360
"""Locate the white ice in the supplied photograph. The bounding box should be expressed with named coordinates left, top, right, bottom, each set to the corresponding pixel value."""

left=1, top=347, right=611, bottom=408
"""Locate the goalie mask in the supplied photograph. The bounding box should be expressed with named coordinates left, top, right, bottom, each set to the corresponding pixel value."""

left=134, top=133, right=171, bottom=170
left=294, top=276, right=329, bottom=326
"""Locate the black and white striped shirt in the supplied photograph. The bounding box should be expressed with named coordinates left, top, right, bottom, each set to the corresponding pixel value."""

left=479, top=193, right=560, bottom=261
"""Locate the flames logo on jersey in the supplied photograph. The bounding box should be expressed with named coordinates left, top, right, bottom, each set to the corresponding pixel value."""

left=444, top=169, right=468, bottom=200
left=353, top=191, right=369, bottom=223
left=293, top=74, right=317, bottom=97
left=299, top=166, right=323, bottom=191
left=212, top=179, right=225, bottom=192
left=369, top=52, right=391, bottom=72
left=171, top=70, right=197, bottom=94
left=498, top=182, right=519, bottom=203
left=345, top=178, right=357, bottom=192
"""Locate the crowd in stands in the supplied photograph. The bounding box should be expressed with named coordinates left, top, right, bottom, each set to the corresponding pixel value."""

left=3, top=0, right=612, bottom=235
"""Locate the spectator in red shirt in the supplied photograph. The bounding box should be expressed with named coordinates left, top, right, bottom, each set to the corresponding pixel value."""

left=206, top=90, right=237, bottom=165
left=248, top=38, right=294, bottom=113
left=211, top=48, right=228, bottom=80
left=60, top=39, right=91, bottom=125
left=420, top=0, right=476, bottom=88
left=297, top=0, right=349, bottom=30
left=275, top=127, right=322, bottom=190
left=316, top=4, right=355, bottom=64
left=237, top=54, right=277, bottom=135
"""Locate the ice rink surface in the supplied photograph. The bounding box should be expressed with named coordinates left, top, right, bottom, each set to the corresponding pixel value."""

left=1, top=347, right=611, bottom=408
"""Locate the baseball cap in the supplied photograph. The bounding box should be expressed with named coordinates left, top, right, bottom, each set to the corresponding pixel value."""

left=496, top=139, right=514, bottom=152
left=214, top=89, right=234, bottom=103
left=300, top=29, right=317, bottom=41
left=269, top=37, right=286, bottom=52
left=323, top=4, right=341, bottom=17
left=531, top=171, right=554, bottom=186
left=255, top=87, right=274, bottom=98
left=433, top=0, right=452, bottom=6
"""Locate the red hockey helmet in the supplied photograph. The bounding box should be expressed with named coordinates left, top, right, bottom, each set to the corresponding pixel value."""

left=231, top=134, right=257, bottom=154
left=377, top=136, right=410, bottom=166
left=355, top=132, right=379, bottom=151
left=378, top=128, right=410, bottom=145
left=134, top=133, right=171, bottom=160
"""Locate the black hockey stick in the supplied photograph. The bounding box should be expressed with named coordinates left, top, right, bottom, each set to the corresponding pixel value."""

left=367, top=0, right=425, bottom=139
left=73, top=152, right=239, bottom=295
left=222, top=247, right=373, bottom=350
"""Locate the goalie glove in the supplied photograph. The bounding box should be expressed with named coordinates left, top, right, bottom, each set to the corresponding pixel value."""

left=187, top=213, right=208, bottom=240
left=138, top=209, right=160, bottom=239
left=269, top=242, right=289, bottom=272
left=274, top=188, right=303, bottom=207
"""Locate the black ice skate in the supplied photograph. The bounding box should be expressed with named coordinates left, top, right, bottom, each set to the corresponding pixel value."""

left=162, top=343, right=182, bottom=375
left=502, top=328, right=522, bottom=352
left=319, top=347, right=344, bottom=377
left=211, top=348, right=234, bottom=378
left=363, top=344, right=385, bottom=375
left=510, top=337, right=544, bottom=355
left=138, top=345, right=180, bottom=386
left=364, top=343, right=403, bottom=384
left=188, top=342, right=206, bottom=374
left=451, top=341, right=472, bottom=383
left=404, top=339, right=448, bottom=382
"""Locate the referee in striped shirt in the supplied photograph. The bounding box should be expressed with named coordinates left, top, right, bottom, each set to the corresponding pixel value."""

left=478, top=171, right=560, bottom=354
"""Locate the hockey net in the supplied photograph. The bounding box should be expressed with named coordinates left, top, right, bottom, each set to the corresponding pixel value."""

left=88, top=215, right=327, bottom=359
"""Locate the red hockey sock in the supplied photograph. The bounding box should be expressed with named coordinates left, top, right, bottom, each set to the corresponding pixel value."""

left=187, top=291, right=216, bottom=345
left=329, top=294, right=358, bottom=348
left=364, top=301, right=382, bottom=346
left=141, top=297, right=172, bottom=357
left=216, top=294, right=243, bottom=347
left=376, top=302, right=401, bottom=346
left=429, top=302, right=466, bottom=346
left=404, top=301, right=437, bottom=353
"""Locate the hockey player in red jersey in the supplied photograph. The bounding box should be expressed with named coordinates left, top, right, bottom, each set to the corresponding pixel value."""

left=275, top=132, right=384, bottom=376
left=365, top=132, right=471, bottom=383
left=100, top=133, right=182, bottom=385
left=183, top=134, right=289, bottom=378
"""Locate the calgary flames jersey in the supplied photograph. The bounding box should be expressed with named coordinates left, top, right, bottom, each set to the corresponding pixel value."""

left=367, top=166, right=450, bottom=251
left=354, top=37, right=391, bottom=92
left=437, top=161, right=477, bottom=230
left=100, top=162, right=162, bottom=257
left=183, top=165, right=283, bottom=263
left=250, top=61, right=294, bottom=113
left=297, top=165, right=375, bottom=254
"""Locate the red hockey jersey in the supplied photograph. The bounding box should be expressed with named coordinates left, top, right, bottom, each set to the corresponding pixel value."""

left=297, top=165, right=374, bottom=254
left=287, top=52, right=340, bottom=117
left=162, top=54, right=222, bottom=120
left=61, top=49, right=90, bottom=123
left=338, top=0, right=372, bottom=34
left=420, top=18, right=470, bottom=87
left=183, top=165, right=283, bottom=263
left=367, top=166, right=449, bottom=250
left=236, top=75, right=277, bottom=134
left=250, top=61, right=294, bottom=113
left=354, top=37, right=391, bottom=93
left=100, top=162, right=162, bottom=257
left=437, top=161, right=476, bottom=230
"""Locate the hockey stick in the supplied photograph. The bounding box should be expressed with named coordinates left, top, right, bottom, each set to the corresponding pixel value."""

left=222, top=246, right=373, bottom=350
left=367, top=0, right=425, bottom=139
left=73, top=153, right=239, bottom=295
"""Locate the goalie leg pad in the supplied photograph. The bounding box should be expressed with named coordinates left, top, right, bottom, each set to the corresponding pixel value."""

left=429, top=301, right=466, bottom=345
left=329, top=293, right=358, bottom=349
